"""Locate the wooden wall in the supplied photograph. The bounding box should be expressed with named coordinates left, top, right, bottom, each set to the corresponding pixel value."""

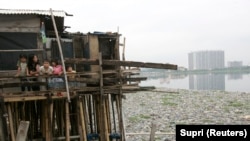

left=0, top=15, right=40, bottom=33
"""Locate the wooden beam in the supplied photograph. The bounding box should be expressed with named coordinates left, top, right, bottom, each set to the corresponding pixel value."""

left=103, top=60, right=177, bottom=70
left=0, top=49, right=44, bottom=52
left=65, top=58, right=98, bottom=65
left=0, top=82, right=47, bottom=88
left=65, top=58, right=177, bottom=70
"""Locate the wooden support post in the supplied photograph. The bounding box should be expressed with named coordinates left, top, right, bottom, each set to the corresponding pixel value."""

left=122, top=37, right=126, bottom=61
left=88, top=96, right=94, bottom=133
left=102, top=97, right=109, bottom=141
left=50, top=8, right=71, bottom=102
left=0, top=97, right=8, bottom=141
left=83, top=96, right=89, bottom=132
left=106, top=95, right=111, bottom=133
left=65, top=100, right=70, bottom=141
left=99, top=52, right=109, bottom=141
left=118, top=67, right=126, bottom=141
left=79, top=97, right=87, bottom=141
left=119, top=95, right=126, bottom=141
left=45, top=100, right=51, bottom=141
left=7, top=103, right=15, bottom=141
left=149, top=122, right=157, bottom=141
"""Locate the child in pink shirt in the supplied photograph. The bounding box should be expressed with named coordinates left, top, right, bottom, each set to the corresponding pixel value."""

left=50, top=59, right=64, bottom=89
left=51, top=59, right=63, bottom=75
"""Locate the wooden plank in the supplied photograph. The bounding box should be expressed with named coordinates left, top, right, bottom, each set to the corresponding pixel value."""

left=65, top=58, right=98, bottom=65
left=0, top=49, right=44, bottom=52
left=3, top=95, right=67, bottom=102
left=65, top=58, right=177, bottom=70
left=16, top=121, right=30, bottom=141
left=103, top=60, right=177, bottom=70
left=79, top=98, right=87, bottom=141
left=1, top=84, right=142, bottom=99
left=89, top=34, right=100, bottom=72
left=7, top=103, right=16, bottom=141
left=0, top=82, right=47, bottom=88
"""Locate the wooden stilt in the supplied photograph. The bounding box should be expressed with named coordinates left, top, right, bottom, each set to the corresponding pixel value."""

left=102, top=97, right=109, bottom=141
left=106, top=94, right=111, bottom=133
left=79, top=97, right=87, bottom=141
left=118, top=94, right=125, bottom=141
left=83, top=96, right=89, bottom=133
left=7, top=103, right=15, bottom=141
left=45, top=101, right=50, bottom=141
left=88, top=96, right=94, bottom=133
left=149, top=122, right=157, bottom=141
left=65, top=100, right=70, bottom=141
left=99, top=52, right=109, bottom=141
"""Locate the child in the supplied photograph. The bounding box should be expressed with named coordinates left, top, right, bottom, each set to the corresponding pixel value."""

left=28, top=54, right=40, bottom=91
left=51, top=59, right=64, bottom=89
left=39, top=59, right=53, bottom=90
left=66, top=65, right=77, bottom=88
left=51, top=59, right=63, bottom=76
left=66, top=65, right=76, bottom=79
left=15, top=54, right=30, bottom=91
left=39, top=59, right=53, bottom=75
left=28, top=54, right=40, bottom=76
left=15, top=54, right=29, bottom=77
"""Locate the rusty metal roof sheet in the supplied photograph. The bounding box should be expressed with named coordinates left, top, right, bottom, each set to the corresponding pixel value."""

left=0, top=9, right=67, bottom=17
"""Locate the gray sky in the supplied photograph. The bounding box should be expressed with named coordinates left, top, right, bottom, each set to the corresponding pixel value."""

left=1, top=0, right=250, bottom=67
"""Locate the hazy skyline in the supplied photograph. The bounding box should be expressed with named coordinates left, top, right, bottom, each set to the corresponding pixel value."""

left=1, top=0, right=250, bottom=68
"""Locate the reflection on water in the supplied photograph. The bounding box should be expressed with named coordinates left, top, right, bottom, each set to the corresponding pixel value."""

left=140, top=72, right=250, bottom=92
left=189, top=74, right=225, bottom=91
left=228, top=73, right=243, bottom=80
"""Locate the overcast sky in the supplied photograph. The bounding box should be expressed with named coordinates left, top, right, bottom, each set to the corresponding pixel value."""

left=1, top=0, right=250, bottom=67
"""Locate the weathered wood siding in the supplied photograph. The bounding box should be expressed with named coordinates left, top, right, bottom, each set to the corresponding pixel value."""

left=88, top=35, right=99, bottom=72
left=0, top=15, right=40, bottom=33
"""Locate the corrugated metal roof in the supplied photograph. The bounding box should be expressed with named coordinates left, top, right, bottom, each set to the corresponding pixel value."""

left=0, top=9, right=66, bottom=17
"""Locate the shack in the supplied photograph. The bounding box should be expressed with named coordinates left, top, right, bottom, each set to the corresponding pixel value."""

left=0, top=9, right=177, bottom=141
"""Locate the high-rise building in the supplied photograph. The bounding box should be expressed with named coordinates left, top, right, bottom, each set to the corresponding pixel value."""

left=188, top=50, right=225, bottom=70
left=227, top=61, right=243, bottom=68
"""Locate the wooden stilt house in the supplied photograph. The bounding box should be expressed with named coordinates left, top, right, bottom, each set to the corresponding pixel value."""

left=0, top=9, right=177, bottom=141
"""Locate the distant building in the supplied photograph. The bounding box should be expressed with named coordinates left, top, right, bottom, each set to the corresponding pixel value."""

left=227, top=61, right=243, bottom=68
left=188, top=50, right=225, bottom=70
